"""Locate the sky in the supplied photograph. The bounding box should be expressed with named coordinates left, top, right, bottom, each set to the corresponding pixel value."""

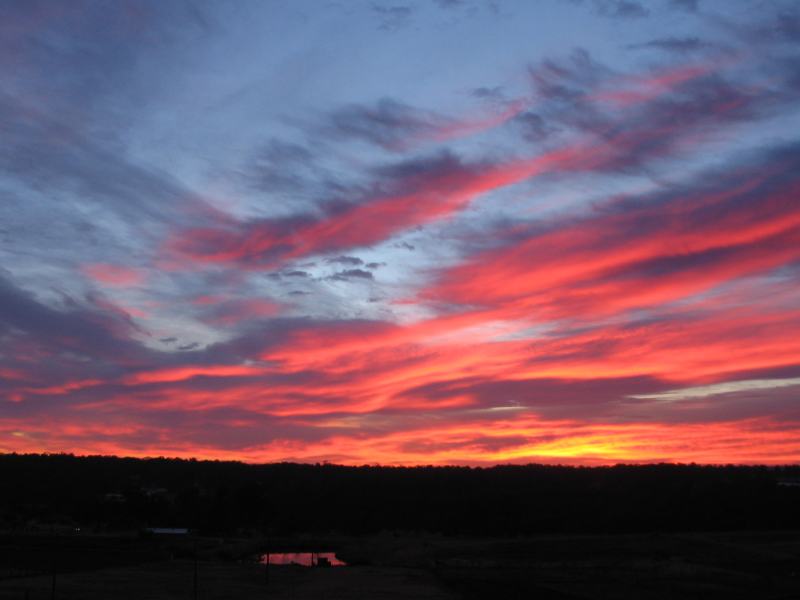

left=1, top=0, right=800, bottom=465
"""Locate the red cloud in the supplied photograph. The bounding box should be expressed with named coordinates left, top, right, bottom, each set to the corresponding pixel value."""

left=164, top=60, right=737, bottom=272
left=82, top=263, right=145, bottom=287
left=426, top=169, right=800, bottom=321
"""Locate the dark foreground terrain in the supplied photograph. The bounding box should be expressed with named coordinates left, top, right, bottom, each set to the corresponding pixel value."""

left=1, top=530, right=800, bottom=599
left=0, top=453, right=799, bottom=598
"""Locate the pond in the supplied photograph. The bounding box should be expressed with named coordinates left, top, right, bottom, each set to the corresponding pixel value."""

left=259, top=552, right=346, bottom=567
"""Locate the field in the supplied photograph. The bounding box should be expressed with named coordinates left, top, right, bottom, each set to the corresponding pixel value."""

left=2, top=530, right=800, bottom=599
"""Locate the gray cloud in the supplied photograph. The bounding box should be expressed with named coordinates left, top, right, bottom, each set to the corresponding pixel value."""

left=0, top=271, right=142, bottom=362
left=628, top=36, right=712, bottom=53
left=471, top=86, right=505, bottom=100
left=327, top=269, right=374, bottom=281
left=668, top=0, right=699, bottom=12
left=324, top=98, right=449, bottom=151
left=514, top=111, right=556, bottom=142
left=372, top=5, right=413, bottom=31
left=326, top=256, right=364, bottom=266
left=594, top=0, right=649, bottom=18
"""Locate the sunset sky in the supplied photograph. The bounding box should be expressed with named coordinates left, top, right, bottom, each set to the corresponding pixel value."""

left=2, top=0, right=800, bottom=465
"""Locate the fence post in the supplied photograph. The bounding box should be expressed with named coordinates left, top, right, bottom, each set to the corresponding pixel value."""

left=193, top=538, right=199, bottom=600
left=50, top=556, right=57, bottom=600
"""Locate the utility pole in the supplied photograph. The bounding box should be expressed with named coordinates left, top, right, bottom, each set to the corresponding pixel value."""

left=264, top=552, right=270, bottom=585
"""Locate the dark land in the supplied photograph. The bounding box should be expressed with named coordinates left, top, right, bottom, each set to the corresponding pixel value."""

left=1, top=453, right=799, bottom=599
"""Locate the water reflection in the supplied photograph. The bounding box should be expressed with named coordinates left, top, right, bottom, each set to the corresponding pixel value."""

left=260, top=552, right=346, bottom=567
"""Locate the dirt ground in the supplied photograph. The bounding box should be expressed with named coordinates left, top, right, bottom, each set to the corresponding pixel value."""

left=0, top=561, right=456, bottom=600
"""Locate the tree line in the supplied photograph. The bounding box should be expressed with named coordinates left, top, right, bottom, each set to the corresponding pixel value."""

left=1, top=453, right=798, bottom=536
